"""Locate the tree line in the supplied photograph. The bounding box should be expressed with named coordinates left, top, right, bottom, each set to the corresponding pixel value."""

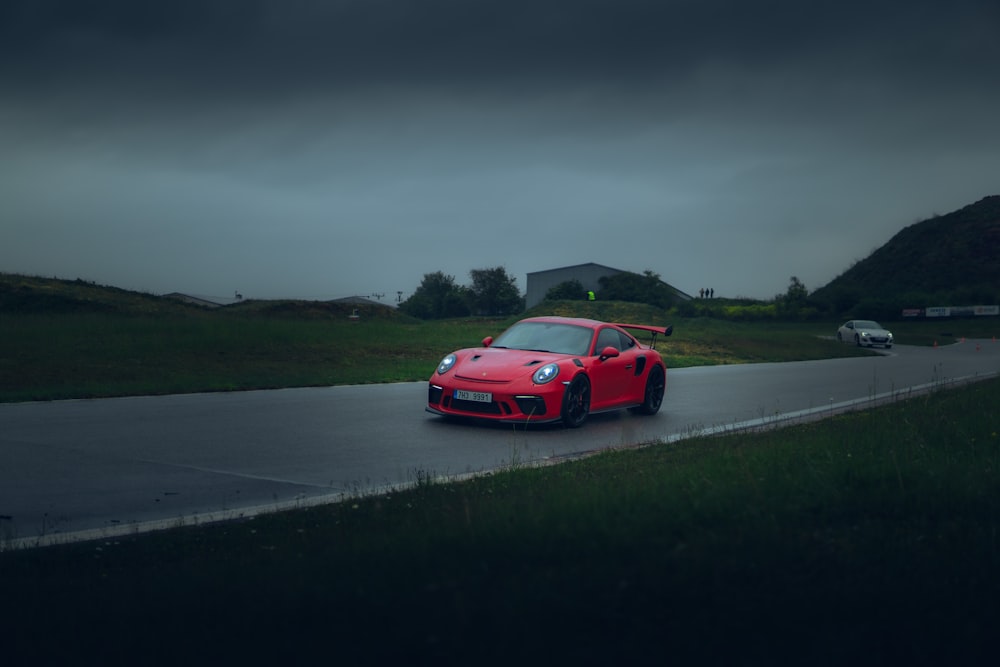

left=399, top=267, right=680, bottom=320
left=398, top=267, right=524, bottom=319
left=399, top=268, right=992, bottom=322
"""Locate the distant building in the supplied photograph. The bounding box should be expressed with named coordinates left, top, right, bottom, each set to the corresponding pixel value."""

left=525, top=262, right=693, bottom=309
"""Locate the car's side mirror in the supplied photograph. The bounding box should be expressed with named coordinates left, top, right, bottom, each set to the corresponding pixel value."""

left=482, top=336, right=493, bottom=348
left=599, top=346, right=620, bottom=360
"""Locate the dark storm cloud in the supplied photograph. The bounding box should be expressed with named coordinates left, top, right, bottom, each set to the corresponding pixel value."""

left=6, top=0, right=998, bottom=156
left=5, top=0, right=998, bottom=92
left=5, top=0, right=998, bottom=159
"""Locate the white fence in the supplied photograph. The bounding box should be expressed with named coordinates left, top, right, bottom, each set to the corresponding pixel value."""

left=905, top=305, right=1000, bottom=318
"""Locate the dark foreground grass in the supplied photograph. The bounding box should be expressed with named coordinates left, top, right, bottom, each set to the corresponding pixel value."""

left=4, top=378, right=998, bottom=666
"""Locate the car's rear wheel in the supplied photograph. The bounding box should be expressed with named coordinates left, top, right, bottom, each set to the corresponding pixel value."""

left=561, top=375, right=590, bottom=428
left=634, top=365, right=665, bottom=415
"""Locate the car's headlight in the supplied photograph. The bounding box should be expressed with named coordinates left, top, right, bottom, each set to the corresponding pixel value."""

left=532, top=363, right=559, bottom=384
left=437, top=354, right=457, bottom=375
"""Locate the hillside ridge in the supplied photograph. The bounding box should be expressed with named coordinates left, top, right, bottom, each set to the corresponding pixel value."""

left=812, top=195, right=1000, bottom=313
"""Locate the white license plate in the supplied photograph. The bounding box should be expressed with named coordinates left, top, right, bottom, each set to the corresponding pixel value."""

left=454, top=389, right=493, bottom=403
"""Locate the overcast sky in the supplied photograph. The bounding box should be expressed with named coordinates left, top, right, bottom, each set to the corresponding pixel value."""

left=2, top=0, right=998, bottom=303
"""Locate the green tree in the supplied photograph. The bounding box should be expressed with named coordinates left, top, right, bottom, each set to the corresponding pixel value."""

left=469, top=266, right=524, bottom=316
left=545, top=279, right=587, bottom=301
left=775, top=276, right=815, bottom=320
left=786, top=276, right=808, bottom=303
left=398, top=272, right=471, bottom=319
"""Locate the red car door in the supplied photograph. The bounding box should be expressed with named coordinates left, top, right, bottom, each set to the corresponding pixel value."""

left=588, top=327, right=638, bottom=409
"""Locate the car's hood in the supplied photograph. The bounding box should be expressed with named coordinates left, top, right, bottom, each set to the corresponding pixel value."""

left=857, top=327, right=891, bottom=336
left=454, top=347, right=567, bottom=382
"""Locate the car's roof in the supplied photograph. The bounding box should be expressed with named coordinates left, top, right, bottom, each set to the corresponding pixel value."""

left=517, top=316, right=606, bottom=328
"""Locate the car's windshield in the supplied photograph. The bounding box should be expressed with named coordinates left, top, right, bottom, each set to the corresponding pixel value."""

left=491, top=322, right=594, bottom=356
left=856, top=320, right=882, bottom=329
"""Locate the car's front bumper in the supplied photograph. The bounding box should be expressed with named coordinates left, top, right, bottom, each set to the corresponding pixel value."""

left=861, top=336, right=892, bottom=346
left=426, top=381, right=565, bottom=423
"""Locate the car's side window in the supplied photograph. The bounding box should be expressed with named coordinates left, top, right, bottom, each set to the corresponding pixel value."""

left=595, top=328, right=620, bottom=354
left=594, top=328, right=639, bottom=354
left=619, top=331, right=636, bottom=350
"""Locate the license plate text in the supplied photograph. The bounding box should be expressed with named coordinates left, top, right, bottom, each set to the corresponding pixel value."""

left=454, top=389, right=492, bottom=403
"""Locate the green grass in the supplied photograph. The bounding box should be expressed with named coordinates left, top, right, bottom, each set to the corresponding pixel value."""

left=4, top=274, right=997, bottom=402
left=6, top=307, right=992, bottom=402
left=0, top=304, right=875, bottom=402
left=3, top=377, right=998, bottom=664
left=0, top=311, right=498, bottom=401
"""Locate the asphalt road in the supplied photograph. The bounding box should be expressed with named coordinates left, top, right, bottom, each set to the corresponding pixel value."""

left=2, top=340, right=998, bottom=547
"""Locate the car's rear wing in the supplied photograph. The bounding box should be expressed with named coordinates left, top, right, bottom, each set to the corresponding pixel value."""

left=615, top=323, right=673, bottom=350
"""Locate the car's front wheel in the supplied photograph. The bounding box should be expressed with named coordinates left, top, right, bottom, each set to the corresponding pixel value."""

left=854, top=334, right=861, bottom=347
left=633, top=365, right=665, bottom=416
left=561, top=375, right=590, bottom=428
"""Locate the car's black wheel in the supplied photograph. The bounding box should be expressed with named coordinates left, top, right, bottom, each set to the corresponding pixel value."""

left=854, top=334, right=861, bottom=347
left=561, top=375, right=590, bottom=428
left=634, top=365, right=665, bottom=416
left=837, top=332, right=842, bottom=342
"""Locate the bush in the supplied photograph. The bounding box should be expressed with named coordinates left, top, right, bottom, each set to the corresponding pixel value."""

left=597, top=270, right=676, bottom=310
left=545, top=279, right=588, bottom=301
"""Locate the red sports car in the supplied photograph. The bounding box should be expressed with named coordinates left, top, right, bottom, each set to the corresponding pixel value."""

left=426, top=316, right=672, bottom=427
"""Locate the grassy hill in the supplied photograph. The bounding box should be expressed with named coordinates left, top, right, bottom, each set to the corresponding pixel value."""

left=0, top=273, right=413, bottom=321
left=0, top=273, right=198, bottom=316
left=811, top=195, right=1000, bottom=316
